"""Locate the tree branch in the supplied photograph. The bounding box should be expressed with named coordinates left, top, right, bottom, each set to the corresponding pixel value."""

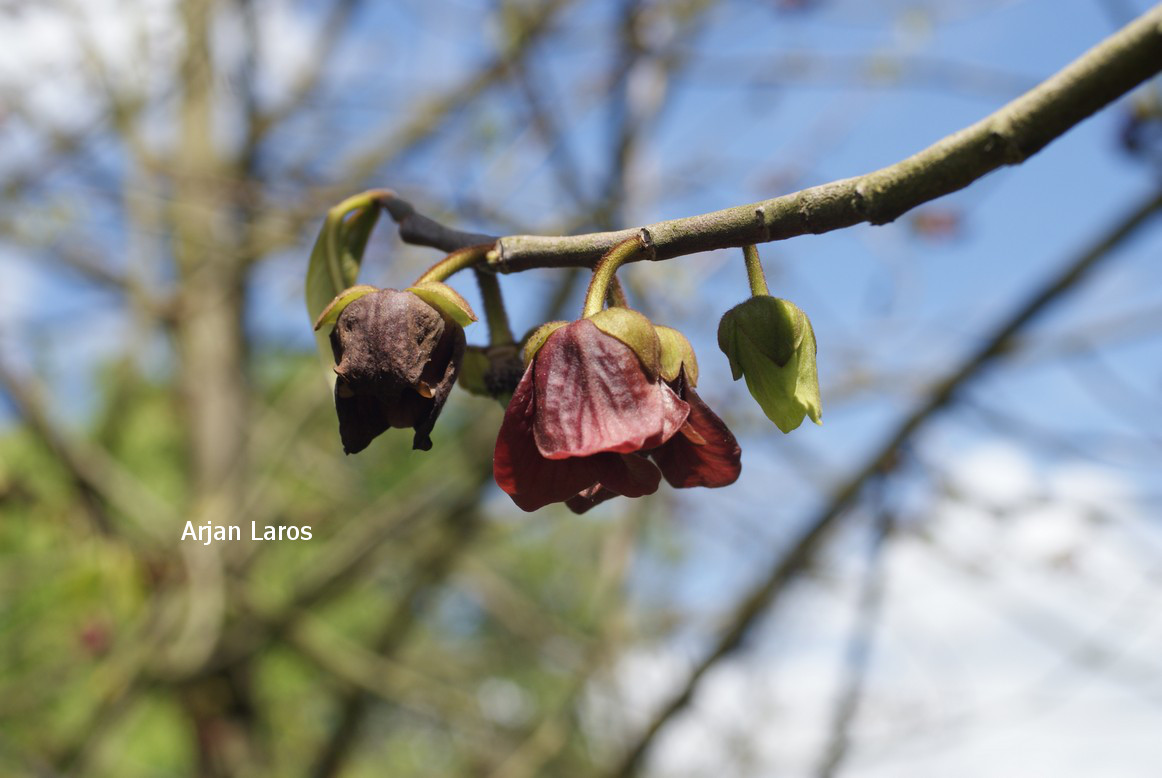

left=381, top=6, right=1162, bottom=273
left=602, top=188, right=1162, bottom=777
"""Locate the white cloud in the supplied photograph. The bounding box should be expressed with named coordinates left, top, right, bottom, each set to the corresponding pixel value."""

left=592, top=442, right=1162, bottom=777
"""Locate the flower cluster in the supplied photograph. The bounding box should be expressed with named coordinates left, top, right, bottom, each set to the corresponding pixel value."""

left=309, top=218, right=818, bottom=515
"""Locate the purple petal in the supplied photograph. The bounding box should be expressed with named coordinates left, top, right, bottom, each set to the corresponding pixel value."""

left=591, top=453, right=662, bottom=498
left=533, top=320, right=688, bottom=459
left=493, top=365, right=600, bottom=512
left=651, top=373, right=741, bottom=489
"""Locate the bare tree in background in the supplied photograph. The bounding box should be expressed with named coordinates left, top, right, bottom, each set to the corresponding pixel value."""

left=1, top=1, right=1161, bottom=777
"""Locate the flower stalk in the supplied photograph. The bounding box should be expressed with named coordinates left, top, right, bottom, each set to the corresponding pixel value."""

left=743, top=244, right=769, bottom=297
left=474, top=268, right=515, bottom=346
left=582, top=237, right=645, bottom=318
left=606, top=275, right=630, bottom=309
left=415, top=243, right=494, bottom=285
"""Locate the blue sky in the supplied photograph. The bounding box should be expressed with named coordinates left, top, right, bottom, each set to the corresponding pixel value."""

left=1, top=1, right=1161, bottom=773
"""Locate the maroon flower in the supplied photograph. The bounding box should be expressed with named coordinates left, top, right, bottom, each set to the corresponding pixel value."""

left=493, top=316, right=742, bottom=513
left=494, top=318, right=687, bottom=512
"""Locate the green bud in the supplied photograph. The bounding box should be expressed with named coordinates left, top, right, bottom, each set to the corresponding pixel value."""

left=717, top=295, right=822, bottom=433
left=459, top=346, right=491, bottom=397
left=654, top=325, right=699, bottom=385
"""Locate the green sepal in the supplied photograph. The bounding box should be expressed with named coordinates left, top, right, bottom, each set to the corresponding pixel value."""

left=313, top=285, right=379, bottom=331
left=520, top=321, right=569, bottom=365
left=587, top=307, right=662, bottom=378
left=717, top=295, right=821, bottom=433
left=405, top=281, right=477, bottom=328
left=655, top=325, right=699, bottom=385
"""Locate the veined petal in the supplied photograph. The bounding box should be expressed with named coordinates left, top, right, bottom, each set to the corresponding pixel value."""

left=651, top=372, right=741, bottom=489
left=533, top=320, right=689, bottom=459
left=493, top=366, right=600, bottom=512
left=410, top=321, right=465, bottom=451
left=639, top=380, right=690, bottom=450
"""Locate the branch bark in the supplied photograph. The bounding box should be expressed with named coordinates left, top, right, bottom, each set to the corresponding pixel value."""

left=383, top=6, right=1162, bottom=273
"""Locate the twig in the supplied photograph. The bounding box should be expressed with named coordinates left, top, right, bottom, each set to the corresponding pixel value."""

left=246, top=0, right=365, bottom=147
left=336, top=0, right=575, bottom=181
left=308, top=504, right=485, bottom=778
left=602, top=188, right=1162, bottom=777
left=286, top=614, right=481, bottom=725
left=814, top=506, right=892, bottom=778
left=378, top=7, right=1162, bottom=273
left=207, top=443, right=495, bottom=672
left=0, top=360, right=178, bottom=540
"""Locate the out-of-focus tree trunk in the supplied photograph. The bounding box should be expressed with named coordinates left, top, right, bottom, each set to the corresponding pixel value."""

left=172, top=1, right=257, bottom=774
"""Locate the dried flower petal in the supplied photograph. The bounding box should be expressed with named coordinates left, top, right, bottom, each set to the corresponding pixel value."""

left=331, top=288, right=464, bottom=453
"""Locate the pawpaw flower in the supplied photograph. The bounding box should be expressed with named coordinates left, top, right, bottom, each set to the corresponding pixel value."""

left=493, top=312, right=741, bottom=513
left=320, top=285, right=474, bottom=453
left=648, top=327, right=742, bottom=492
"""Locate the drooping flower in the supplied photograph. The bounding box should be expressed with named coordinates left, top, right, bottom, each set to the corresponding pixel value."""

left=493, top=313, right=742, bottom=513
left=561, top=368, right=742, bottom=513
left=327, top=287, right=467, bottom=453
left=493, top=312, right=687, bottom=512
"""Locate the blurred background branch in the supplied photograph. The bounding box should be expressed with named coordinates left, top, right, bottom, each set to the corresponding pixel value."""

left=2, top=2, right=1161, bottom=778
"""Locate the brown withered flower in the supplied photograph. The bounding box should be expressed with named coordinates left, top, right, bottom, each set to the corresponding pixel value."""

left=330, top=289, right=465, bottom=453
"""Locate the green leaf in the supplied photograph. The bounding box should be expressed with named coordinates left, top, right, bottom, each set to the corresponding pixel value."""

left=305, top=206, right=380, bottom=323
left=655, top=325, right=699, bottom=385
left=312, top=285, right=379, bottom=331
left=305, top=203, right=381, bottom=377
left=587, top=307, right=661, bottom=378
left=405, top=282, right=478, bottom=328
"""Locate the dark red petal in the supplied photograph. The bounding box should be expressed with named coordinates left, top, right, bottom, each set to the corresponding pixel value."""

left=565, top=485, right=621, bottom=515
left=590, top=453, right=662, bottom=498
left=638, top=380, right=690, bottom=450
left=493, top=365, right=601, bottom=512
left=651, top=377, right=741, bottom=489
left=564, top=454, right=662, bottom=514
left=533, top=320, right=689, bottom=459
